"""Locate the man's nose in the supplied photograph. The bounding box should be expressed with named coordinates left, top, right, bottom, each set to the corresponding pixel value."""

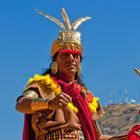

left=69, top=54, right=74, bottom=61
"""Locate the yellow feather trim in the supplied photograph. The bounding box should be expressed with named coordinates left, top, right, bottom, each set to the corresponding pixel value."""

left=68, top=102, right=78, bottom=113
left=27, top=74, right=78, bottom=113
left=88, top=97, right=99, bottom=112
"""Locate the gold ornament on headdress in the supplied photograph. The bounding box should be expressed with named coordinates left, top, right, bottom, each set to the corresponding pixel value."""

left=134, top=68, right=140, bottom=76
left=35, top=8, right=91, bottom=57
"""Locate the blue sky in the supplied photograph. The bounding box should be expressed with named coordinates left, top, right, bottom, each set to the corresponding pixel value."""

left=0, top=0, right=140, bottom=139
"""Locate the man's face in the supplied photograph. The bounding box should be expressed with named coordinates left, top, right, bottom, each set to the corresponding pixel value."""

left=55, top=52, right=81, bottom=76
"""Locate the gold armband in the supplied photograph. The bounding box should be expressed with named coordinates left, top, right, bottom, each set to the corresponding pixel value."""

left=23, top=90, right=39, bottom=98
left=31, top=98, right=49, bottom=111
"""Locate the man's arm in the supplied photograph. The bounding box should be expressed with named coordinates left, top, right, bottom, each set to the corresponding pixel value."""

left=16, top=89, right=49, bottom=114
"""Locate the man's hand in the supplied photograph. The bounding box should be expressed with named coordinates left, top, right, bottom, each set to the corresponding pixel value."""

left=48, top=92, right=72, bottom=110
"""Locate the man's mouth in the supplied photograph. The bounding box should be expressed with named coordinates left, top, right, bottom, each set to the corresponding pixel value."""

left=66, top=64, right=76, bottom=67
left=65, top=64, right=76, bottom=69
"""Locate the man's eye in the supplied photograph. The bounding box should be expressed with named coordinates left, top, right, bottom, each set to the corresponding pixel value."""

left=62, top=53, right=69, bottom=57
left=73, top=54, right=79, bottom=58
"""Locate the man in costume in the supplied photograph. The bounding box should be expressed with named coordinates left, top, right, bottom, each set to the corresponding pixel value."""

left=16, top=8, right=128, bottom=140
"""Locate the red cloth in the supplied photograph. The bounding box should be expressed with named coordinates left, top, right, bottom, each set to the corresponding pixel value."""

left=22, top=114, right=35, bottom=140
left=54, top=76, right=97, bottom=140
left=128, top=125, right=140, bottom=140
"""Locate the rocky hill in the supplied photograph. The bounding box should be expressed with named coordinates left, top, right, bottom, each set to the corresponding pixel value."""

left=97, top=104, right=140, bottom=136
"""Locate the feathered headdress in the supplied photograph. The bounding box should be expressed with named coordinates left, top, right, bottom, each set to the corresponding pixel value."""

left=35, top=8, right=91, bottom=57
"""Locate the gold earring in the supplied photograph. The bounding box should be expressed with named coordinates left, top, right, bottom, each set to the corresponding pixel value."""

left=51, top=62, right=58, bottom=74
left=77, top=65, right=81, bottom=77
